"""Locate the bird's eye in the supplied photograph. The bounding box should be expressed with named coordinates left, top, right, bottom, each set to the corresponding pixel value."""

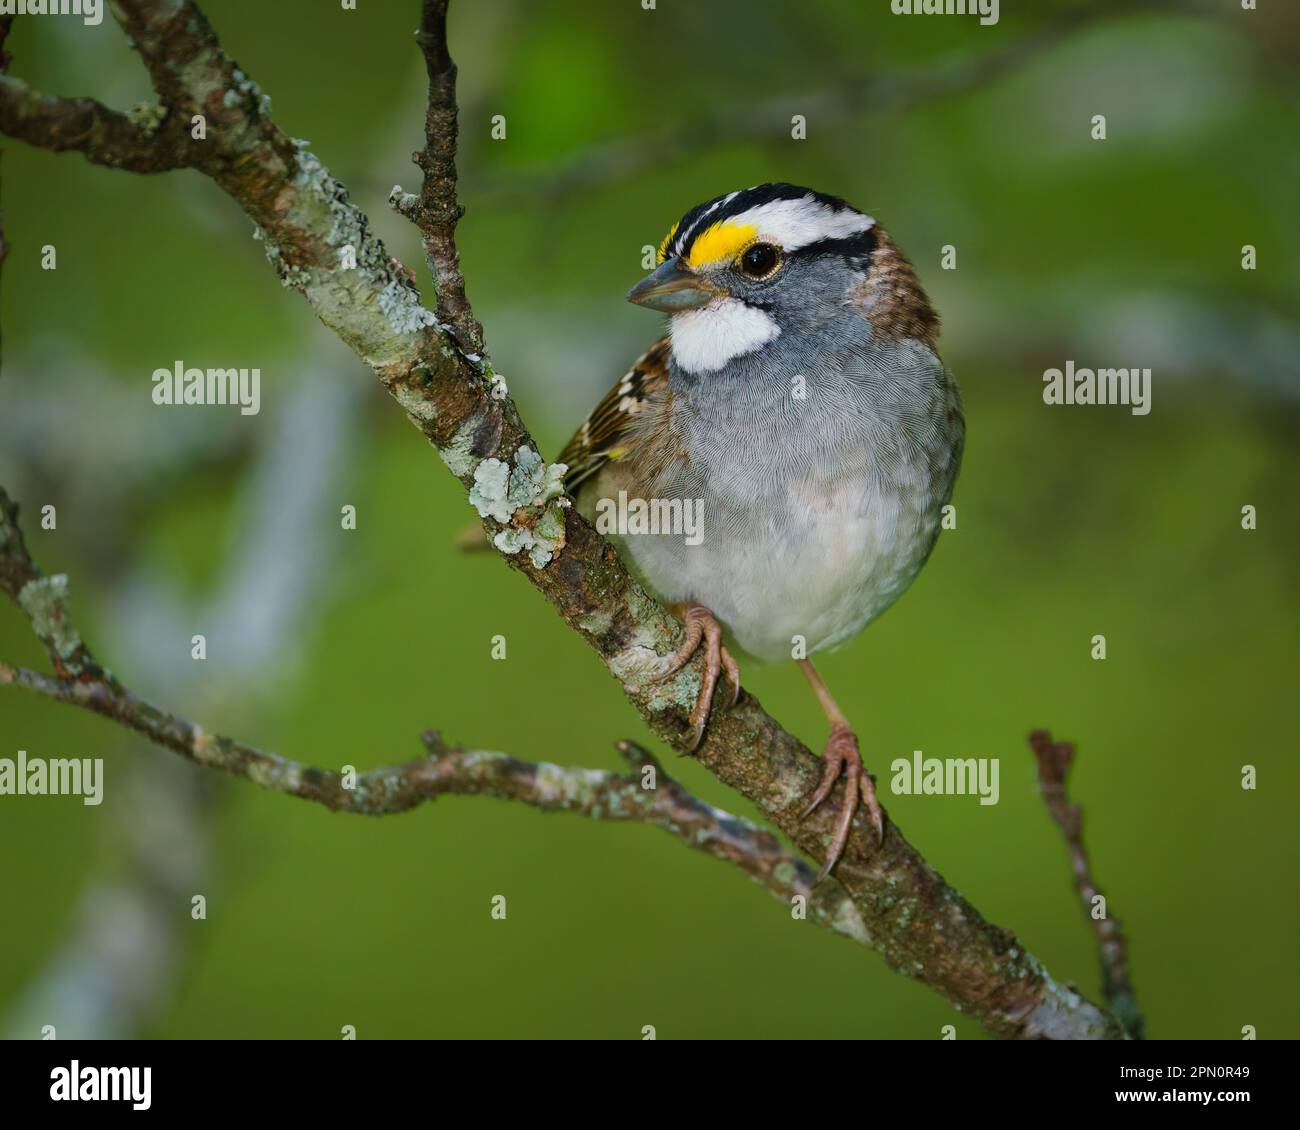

left=739, top=242, right=781, bottom=279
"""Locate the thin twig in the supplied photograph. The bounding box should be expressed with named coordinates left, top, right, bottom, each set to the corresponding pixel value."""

left=0, top=668, right=856, bottom=936
left=0, top=74, right=198, bottom=173
left=389, top=0, right=483, bottom=353
left=0, top=490, right=856, bottom=937
left=1030, top=729, right=1144, bottom=1039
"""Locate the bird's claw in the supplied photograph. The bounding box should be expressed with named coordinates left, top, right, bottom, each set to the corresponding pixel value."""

left=660, top=603, right=741, bottom=751
left=801, top=723, right=883, bottom=882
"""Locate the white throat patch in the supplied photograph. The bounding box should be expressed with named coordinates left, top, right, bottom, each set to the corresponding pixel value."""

left=670, top=299, right=780, bottom=374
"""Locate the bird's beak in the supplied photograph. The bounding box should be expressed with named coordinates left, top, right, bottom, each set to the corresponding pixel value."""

left=626, top=258, right=725, bottom=313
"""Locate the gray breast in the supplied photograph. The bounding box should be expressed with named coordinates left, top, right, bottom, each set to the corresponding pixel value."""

left=624, top=316, right=963, bottom=662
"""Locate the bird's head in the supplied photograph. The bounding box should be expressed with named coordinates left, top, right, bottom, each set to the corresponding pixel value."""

left=627, top=183, right=887, bottom=373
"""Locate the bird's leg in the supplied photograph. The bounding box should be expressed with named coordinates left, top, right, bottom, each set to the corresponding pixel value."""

left=660, top=603, right=741, bottom=751
left=797, top=659, right=884, bottom=881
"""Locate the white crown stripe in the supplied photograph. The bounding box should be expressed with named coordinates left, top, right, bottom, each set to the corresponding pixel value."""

left=725, top=197, right=875, bottom=252
left=669, top=191, right=874, bottom=260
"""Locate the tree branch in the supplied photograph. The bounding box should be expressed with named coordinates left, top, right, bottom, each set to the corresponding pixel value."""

left=0, top=492, right=860, bottom=940
left=388, top=0, right=483, bottom=354
left=1030, top=730, right=1144, bottom=1039
left=0, top=0, right=1128, bottom=1038
left=0, top=74, right=197, bottom=173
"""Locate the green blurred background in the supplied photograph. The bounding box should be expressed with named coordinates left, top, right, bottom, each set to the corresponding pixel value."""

left=2, top=0, right=1298, bottom=1039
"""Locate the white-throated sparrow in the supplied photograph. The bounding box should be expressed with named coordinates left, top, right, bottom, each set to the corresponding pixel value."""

left=558, top=183, right=964, bottom=878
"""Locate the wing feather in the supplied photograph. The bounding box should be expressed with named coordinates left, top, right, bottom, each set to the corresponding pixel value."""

left=557, top=338, right=671, bottom=493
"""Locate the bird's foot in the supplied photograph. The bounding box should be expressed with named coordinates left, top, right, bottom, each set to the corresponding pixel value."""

left=660, top=603, right=741, bottom=752
left=801, top=723, right=884, bottom=882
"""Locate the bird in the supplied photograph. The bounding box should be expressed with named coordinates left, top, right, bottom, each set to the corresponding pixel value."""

left=557, top=183, right=964, bottom=879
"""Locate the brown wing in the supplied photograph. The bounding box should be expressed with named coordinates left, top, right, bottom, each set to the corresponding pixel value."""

left=556, top=338, right=671, bottom=494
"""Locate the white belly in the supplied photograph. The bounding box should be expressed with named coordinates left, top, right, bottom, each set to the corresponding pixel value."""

left=615, top=459, right=944, bottom=663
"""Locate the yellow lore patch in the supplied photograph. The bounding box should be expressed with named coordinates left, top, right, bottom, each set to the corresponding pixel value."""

left=686, top=221, right=757, bottom=268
